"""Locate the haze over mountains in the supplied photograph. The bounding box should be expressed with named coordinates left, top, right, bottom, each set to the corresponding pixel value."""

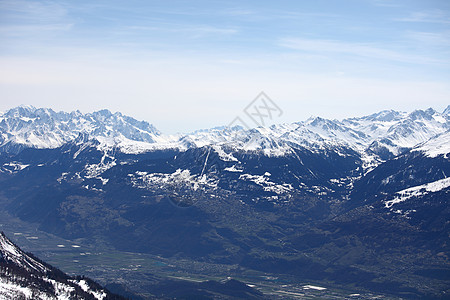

left=0, top=105, right=449, bottom=299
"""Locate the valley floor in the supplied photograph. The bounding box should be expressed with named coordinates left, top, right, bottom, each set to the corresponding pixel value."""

left=0, top=209, right=403, bottom=299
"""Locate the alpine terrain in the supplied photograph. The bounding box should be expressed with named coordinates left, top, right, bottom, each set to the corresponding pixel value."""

left=0, top=231, right=125, bottom=299
left=0, top=105, right=449, bottom=299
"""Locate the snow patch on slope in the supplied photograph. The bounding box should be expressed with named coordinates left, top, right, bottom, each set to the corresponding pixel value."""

left=384, top=177, right=450, bottom=208
left=130, top=169, right=217, bottom=192
left=73, top=279, right=106, bottom=300
left=412, top=130, right=450, bottom=158
left=239, top=174, right=293, bottom=194
left=0, top=277, right=34, bottom=299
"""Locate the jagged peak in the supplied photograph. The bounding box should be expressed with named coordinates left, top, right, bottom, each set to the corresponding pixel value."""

left=425, top=107, right=436, bottom=115
left=305, top=116, right=328, bottom=126
left=3, top=105, right=36, bottom=117
left=0, top=106, right=161, bottom=152
left=0, top=105, right=448, bottom=160
left=408, top=108, right=436, bottom=120
left=18, top=104, right=36, bottom=111
left=91, top=108, right=114, bottom=118
left=357, top=109, right=403, bottom=122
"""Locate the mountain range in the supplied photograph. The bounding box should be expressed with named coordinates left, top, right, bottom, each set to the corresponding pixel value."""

left=0, top=105, right=449, bottom=299
left=1, top=105, right=449, bottom=160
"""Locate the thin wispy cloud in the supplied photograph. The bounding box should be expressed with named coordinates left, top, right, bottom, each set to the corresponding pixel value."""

left=0, top=0, right=72, bottom=41
left=369, top=0, right=403, bottom=8
left=0, top=0, right=68, bottom=23
left=221, top=8, right=256, bottom=16
left=279, top=37, right=446, bottom=65
left=0, top=24, right=73, bottom=35
left=406, top=31, right=450, bottom=47
left=127, top=25, right=238, bottom=37
left=0, top=0, right=449, bottom=133
left=395, top=10, right=450, bottom=24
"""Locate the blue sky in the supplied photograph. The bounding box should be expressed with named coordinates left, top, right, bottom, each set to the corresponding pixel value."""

left=0, top=0, right=449, bottom=133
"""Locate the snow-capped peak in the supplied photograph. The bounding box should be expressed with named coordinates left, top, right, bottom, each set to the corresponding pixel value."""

left=408, top=108, right=436, bottom=121
left=349, top=109, right=405, bottom=123
left=1, top=106, right=449, bottom=164
left=0, top=107, right=161, bottom=153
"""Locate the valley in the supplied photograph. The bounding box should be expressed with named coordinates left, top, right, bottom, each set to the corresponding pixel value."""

left=0, top=105, right=449, bottom=299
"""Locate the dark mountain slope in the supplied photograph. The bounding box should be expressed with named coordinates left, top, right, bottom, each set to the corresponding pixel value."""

left=0, top=231, right=125, bottom=299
